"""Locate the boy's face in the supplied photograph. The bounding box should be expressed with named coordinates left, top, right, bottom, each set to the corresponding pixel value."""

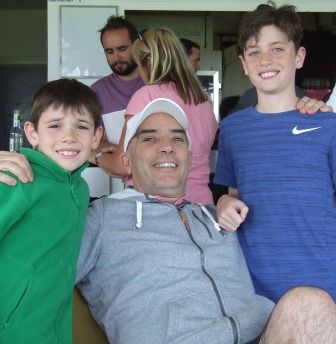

left=239, top=25, right=305, bottom=96
left=24, top=107, right=103, bottom=172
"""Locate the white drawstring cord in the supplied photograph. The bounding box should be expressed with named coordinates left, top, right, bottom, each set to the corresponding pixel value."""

left=134, top=201, right=143, bottom=229
left=200, top=205, right=221, bottom=232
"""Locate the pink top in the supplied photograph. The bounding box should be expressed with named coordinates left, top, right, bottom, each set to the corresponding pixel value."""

left=125, top=83, right=218, bottom=204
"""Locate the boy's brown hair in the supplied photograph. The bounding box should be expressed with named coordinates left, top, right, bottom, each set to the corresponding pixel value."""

left=238, top=1, right=303, bottom=55
left=30, top=78, right=102, bottom=130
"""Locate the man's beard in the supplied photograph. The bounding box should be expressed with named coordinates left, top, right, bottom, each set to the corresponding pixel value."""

left=110, top=59, right=137, bottom=76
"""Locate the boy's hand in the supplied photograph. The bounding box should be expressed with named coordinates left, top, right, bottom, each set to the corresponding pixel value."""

left=296, top=96, right=333, bottom=114
left=217, top=194, right=249, bottom=232
left=0, top=151, right=33, bottom=186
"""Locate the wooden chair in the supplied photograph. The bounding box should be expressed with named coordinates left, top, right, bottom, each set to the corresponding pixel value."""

left=73, top=287, right=109, bottom=344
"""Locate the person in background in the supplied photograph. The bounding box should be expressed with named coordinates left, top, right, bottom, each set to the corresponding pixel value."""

left=180, top=37, right=201, bottom=72
left=75, top=98, right=336, bottom=344
left=95, top=27, right=218, bottom=204
left=0, top=79, right=103, bottom=343
left=215, top=1, right=336, bottom=303
left=219, top=95, right=241, bottom=121
left=88, top=16, right=145, bottom=163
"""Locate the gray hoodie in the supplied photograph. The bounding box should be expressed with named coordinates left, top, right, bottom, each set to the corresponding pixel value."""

left=76, top=189, right=274, bottom=344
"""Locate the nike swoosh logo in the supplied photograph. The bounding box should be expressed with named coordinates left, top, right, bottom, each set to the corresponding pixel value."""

left=292, top=126, right=321, bottom=135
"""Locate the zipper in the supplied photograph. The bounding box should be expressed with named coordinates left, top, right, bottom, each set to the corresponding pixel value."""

left=192, top=210, right=213, bottom=238
left=177, top=208, right=239, bottom=344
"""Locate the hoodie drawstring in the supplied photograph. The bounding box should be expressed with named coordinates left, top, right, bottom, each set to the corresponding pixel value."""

left=200, top=206, right=222, bottom=232
left=134, top=201, right=143, bottom=229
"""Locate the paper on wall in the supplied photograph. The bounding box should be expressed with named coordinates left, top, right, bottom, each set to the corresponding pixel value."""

left=102, top=110, right=126, bottom=144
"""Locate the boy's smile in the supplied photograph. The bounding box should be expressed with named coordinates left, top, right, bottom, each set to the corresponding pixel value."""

left=240, top=25, right=305, bottom=111
left=25, top=107, right=102, bottom=172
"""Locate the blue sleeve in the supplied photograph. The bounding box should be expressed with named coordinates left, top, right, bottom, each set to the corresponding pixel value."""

left=214, top=120, right=237, bottom=188
left=330, top=130, right=336, bottom=187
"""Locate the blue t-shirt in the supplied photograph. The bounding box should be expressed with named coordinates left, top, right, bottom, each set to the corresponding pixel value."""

left=214, top=106, right=336, bottom=302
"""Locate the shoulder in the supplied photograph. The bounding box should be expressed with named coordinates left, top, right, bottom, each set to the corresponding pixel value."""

left=127, top=84, right=176, bottom=115
left=221, top=107, right=251, bottom=126
left=90, top=74, right=113, bottom=88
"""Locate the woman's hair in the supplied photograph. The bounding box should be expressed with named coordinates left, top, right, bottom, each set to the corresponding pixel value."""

left=132, top=27, right=208, bottom=105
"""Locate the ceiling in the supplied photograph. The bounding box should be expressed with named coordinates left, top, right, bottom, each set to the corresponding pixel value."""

left=0, top=0, right=46, bottom=10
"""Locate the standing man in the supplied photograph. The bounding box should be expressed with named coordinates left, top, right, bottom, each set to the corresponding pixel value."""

left=180, top=38, right=201, bottom=72
left=89, top=16, right=145, bottom=161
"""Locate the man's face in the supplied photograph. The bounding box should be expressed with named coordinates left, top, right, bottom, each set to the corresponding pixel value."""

left=188, top=47, right=201, bottom=72
left=122, top=113, right=191, bottom=200
left=102, top=28, right=137, bottom=77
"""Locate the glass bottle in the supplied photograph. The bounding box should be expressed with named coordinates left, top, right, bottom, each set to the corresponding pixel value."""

left=9, top=110, right=23, bottom=153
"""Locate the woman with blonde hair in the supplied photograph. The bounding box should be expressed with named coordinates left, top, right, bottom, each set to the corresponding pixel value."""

left=97, top=27, right=218, bottom=204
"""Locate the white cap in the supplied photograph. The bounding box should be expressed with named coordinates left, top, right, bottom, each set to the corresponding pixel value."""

left=124, top=98, right=190, bottom=151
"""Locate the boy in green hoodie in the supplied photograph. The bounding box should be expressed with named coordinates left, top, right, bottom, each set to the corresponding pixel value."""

left=0, top=78, right=103, bottom=343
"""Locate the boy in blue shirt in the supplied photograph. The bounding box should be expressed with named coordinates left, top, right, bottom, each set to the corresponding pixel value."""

left=215, top=2, right=336, bottom=303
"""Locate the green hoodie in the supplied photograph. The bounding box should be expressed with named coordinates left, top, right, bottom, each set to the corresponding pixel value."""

left=0, top=148, right=89, bottom=343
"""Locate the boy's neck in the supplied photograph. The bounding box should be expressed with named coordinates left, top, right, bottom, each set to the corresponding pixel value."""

left=255, top=89, right=299, bottom=114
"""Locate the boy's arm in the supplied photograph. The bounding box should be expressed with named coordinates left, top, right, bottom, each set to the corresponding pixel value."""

left=217, top=187, right=249, bottom=232
left=0, top=151, right=34, bottom=186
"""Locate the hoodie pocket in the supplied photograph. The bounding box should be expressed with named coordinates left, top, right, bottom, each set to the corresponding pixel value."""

left=0, top=254, right=32, bottom=329
left=164, top=290, right=232, bottom=344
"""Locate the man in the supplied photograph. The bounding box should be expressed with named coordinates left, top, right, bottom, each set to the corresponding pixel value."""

left=180, top=38, right=201, bottom=72
left=89, top=16, right=145, bottom=162
left=75, top=98, right=335, bottom=344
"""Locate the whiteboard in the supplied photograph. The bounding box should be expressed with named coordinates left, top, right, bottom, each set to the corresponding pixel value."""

left=60, top=6, right=117, bottom=78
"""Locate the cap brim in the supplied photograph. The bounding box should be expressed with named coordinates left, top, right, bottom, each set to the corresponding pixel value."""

left=124, top=98, right=190, bottom=151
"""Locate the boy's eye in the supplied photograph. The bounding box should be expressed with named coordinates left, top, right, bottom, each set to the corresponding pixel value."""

left=49, top=124, right=60, bottom=129
left=273, top=47, right=284, bottom=53
left=78, top=125, right=89, bottom=130
left=249, top=51, right=259, bottom=57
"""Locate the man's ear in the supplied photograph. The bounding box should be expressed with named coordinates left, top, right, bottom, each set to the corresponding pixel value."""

left=91, top=126, right=104, bottom=150
left=239, top=55, right=248, bottom=76
left=24, top=121, right=39, bottom=147
left=295, top=47, right=306, bottom=70
left=120, top=151, right=132, bottom=175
